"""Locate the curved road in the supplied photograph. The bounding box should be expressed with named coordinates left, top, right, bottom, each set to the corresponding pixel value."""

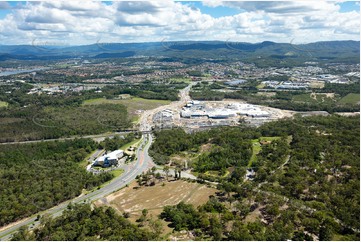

left=0, top=134, right=154, bottom=241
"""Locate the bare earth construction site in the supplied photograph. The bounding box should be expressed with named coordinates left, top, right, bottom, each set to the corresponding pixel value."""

left=151, top=85, right=295, bottom=131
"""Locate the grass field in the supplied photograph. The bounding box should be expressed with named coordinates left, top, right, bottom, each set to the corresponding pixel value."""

left=256, top=83, right=266, bottom=89
left=249, top=137, right=280, bottom=167
left=338, top=93, right=360, bottom=105
left=109, top=169, right=124, bottom=177
left=0, top=101, right=8, bottom=108
left=120, top=138, right=141, bottom=151
left=83, top=97, right=171, bottom=121
left=292, top=93, right=338, bottom=104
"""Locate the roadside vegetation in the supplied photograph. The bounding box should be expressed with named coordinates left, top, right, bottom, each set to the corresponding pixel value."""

left=98, top=133, right=140, bottom=151
left=11, top=204, right=158, bottom=241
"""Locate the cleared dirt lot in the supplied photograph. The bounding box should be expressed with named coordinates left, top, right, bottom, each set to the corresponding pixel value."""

left=96, top=180, right=217, bottom=218
left=94, top=180, right=217, bottom=237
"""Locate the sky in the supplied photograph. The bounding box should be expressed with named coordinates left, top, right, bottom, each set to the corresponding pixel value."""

left=0, top=0, right=359, bottom=45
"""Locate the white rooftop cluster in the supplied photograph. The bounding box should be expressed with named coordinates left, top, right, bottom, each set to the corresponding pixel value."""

left=227, top=103, right=270, bottom=117
left=208, top=109, right=238, bottom=119
left=181, top=101, right=270, bottom=119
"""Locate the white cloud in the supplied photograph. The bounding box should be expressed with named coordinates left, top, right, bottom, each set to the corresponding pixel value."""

left=0, top=1, right=358, bottom=45
left=203, top=1, right=340, bottom=14
left=202, top=0, right=359, bottom=43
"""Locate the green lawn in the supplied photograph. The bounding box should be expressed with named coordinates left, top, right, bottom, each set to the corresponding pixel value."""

left=249, top=137, right=280, bottom=167
left=131, top=116, right=141, bottom=124
left=256, top=83, right=265, bottom=89
left=338, top=93, right=360, bottom=105
left=120, top=138, right=141, bottom=150
left=110, top=169, right=124, bottom=177
left=205, top=171, right=219, bottom=176
left=0, top=101, right=8, bottom=108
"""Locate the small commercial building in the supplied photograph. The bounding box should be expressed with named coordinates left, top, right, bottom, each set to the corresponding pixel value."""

left=93, top=150, right=124, bottom=168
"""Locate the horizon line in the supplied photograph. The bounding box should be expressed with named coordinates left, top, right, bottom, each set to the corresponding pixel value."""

left=0, top=39, right=359, bottom=47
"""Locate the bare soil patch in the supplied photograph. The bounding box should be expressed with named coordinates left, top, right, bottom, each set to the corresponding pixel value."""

left=98, top=180, right=217, bottom=219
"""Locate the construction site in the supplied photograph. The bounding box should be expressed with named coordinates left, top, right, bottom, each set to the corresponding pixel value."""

left=151, top=99, right=294, bottom=130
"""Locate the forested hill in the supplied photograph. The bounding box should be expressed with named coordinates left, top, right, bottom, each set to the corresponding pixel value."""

left=0, top=40, right=359, bottom=64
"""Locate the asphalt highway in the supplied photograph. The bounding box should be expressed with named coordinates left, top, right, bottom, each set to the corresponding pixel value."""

left=0, top=134, right=154, bottom=241
left=0, top=131, right=132, bottom=146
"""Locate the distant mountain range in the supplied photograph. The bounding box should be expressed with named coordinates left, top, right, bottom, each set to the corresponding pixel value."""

left=0, top=40, right=359, bottom=65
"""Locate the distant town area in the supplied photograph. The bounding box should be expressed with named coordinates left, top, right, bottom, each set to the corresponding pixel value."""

left=0, top=58, right=359, bottom=134
left=0, top=60, right=359, bottom=95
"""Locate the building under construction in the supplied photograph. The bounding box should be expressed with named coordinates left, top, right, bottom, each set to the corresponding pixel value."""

left=181, top=100, right=270, bottom=119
